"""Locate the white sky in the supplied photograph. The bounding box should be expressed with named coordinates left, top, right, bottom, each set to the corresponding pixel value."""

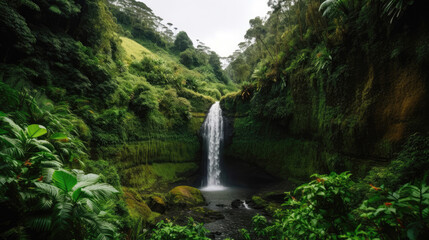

left=141, top=0, right=270, bottom=58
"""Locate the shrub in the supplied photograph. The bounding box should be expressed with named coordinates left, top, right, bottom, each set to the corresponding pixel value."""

left=148, top=218, right=209, bottom=240
left=129, top=83, right=159, bottom=119
left=159, top=89, right=191, bottom=128
left=179, top=49, right=206, bottom=69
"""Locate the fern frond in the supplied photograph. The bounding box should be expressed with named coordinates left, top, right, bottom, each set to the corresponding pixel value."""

left=35, top=182, right=60, bottom=199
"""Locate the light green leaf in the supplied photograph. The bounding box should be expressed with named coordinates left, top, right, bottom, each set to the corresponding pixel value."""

left=52, top=170, right=77, bottom=193
left=50, top=132, right=68, bottom=140
left=27, top=124, right=47, bottom=138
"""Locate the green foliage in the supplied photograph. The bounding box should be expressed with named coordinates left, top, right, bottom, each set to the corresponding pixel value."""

left=129, top=57, right=174, bottom=86
left=148, top=218, right=209, bottom=240
left=319, top=0, right=354, bottom=19
left=243, top=171, right=429, bottom=240
left=129, top=83, right=159, bottom=119
left=0, top=1, right=36, bottom=55
left=178, top=89, right=215, bottom=112
left=360, top=181, right=429, bottom=239
left=249, top=172, right=358, bottom=240
left=159, top=89, right=191, bottom=128
left=365, top=133, right=429, bottom=189
left=382, top=0, right=415, bottom=23
left=27, top=124, right=48, bottom=138
left=174, top=31, right=194, bottom=52
left=0, top=114, right=122, bottom=240
left=34, top=169, right=120, bottom=239
left=179, top=49, right=206, bottom=68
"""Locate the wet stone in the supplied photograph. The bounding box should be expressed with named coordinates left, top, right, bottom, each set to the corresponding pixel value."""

left=231, top=199, right=243, bottom=208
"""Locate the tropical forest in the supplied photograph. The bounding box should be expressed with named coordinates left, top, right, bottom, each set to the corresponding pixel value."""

left=1, top=0, right=428, bottom=239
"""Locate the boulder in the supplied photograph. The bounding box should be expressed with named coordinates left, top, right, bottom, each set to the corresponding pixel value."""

left=231, top=199, right=243, bottom=208
left=167, top=185, right=205, bottom=208
left=123, top=190, right=152, bottom=219
left=149, top=196, right=167, bottom=214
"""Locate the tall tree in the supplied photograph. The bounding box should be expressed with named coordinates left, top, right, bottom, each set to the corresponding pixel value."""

left=245, top=17, right=274, bottom=60
left=174, top=31, right=193, bottom=52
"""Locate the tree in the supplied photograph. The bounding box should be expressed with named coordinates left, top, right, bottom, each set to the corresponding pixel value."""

left=245, top=17, right=274, bottom=60
left=174, top=31, right=193, bottom=52
left=209, top=52, right=227, bottom=83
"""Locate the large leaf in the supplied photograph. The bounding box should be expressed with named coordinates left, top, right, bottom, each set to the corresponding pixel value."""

left=27, top=124, right=47, bottom=138
left=52, top=170, right=77, bottom=193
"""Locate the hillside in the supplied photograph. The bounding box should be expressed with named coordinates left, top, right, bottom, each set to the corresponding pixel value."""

left=1, top=0, right=429, bottom=239
left=0, top=0, right=235, bottom=238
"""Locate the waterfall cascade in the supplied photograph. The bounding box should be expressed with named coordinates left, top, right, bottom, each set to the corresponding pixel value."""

left=202, top=102, right=224, bottom=190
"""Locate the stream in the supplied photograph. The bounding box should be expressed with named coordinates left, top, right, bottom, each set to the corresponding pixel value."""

left=201, top=187, right=261, bottom=239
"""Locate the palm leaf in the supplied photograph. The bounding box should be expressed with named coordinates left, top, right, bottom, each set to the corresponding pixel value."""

left=1, top=117, right=24, bottom=135
left=35, top=182, right=60, bottom=199
left=81, top=183, right=119, bottom=201
left=73, top=173, right=100, bottom=191
left=28, top=216, right=52, bottom=232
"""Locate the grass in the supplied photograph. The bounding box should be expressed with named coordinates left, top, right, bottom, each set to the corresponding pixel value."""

left=120, top=36, right=157, bottom=64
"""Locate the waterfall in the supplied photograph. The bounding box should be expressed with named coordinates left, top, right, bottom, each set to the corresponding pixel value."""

left=202, top=102, right=224, bottom=190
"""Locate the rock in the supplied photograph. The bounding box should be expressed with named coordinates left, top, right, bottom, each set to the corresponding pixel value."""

left=216, top=203, right=226, bottom=208
left=262, top=191, right=286, bottom=203
left=247, top=196, right=266, bottom=209
left=190, top=207, right=224, bottom=221
left=231, top=199, right=243, bottom=208
left=149, top=196, right=166, bottom=214
left=167, top=185, right=205, bottom=208
left=123, top=190, right=152, bottom=219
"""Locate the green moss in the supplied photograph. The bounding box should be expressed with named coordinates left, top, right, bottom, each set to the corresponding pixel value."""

left=224, top=117, right=322, bottom=180
left=152, top=163, right=198, bottom=181
left=167, top=186, right=205, bottom=207
left=121, top=162, right=198, bottom=190
left=123, top=188, right=152, bottom=219
left=188, top=113, right=205, bottom=134
left=178, top=88, right=215, bottom=112
left=96, top=137, right=200, bottom=168
left=148, top=212, right=161, bottom=223
left=251, top=196, right=267, bottom=208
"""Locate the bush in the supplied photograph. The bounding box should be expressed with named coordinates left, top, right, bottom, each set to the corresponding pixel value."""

left=129, top=82, right=159, bottom=119
left=365, top=133, right=429, bottom=190
left=179, top=49, right=206, bottom=69
left=129, top=57, right=173, bottom=85
left=159, top=89, right=191, bottom=128
left=148, top=218, right=209, bottom=240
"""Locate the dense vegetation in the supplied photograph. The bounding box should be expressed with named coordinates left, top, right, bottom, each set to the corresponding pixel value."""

left=221, top=0, right=429, bottom=180
left=1, top=0, right=428, bottom=239
left=0, top=0, right=234, bottom=238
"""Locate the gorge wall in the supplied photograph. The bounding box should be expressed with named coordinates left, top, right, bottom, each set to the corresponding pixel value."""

left=221, top=45, right=429, bottom=182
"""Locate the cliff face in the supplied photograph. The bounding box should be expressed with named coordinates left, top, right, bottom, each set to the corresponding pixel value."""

left=221, top=42, right=429, bottom=181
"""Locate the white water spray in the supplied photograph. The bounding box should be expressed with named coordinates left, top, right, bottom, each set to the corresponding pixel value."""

left=243, top=200, right=250, bottom=209
left=202, top=102, right=224, bottom=191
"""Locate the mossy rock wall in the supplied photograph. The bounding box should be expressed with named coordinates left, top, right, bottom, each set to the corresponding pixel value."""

left=93, top=110, right=207, bottom=190
left=221, top=58, right=428, bottom=181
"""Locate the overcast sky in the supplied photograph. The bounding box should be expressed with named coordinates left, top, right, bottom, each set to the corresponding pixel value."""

left=141, top=0, right=270, bottom=58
